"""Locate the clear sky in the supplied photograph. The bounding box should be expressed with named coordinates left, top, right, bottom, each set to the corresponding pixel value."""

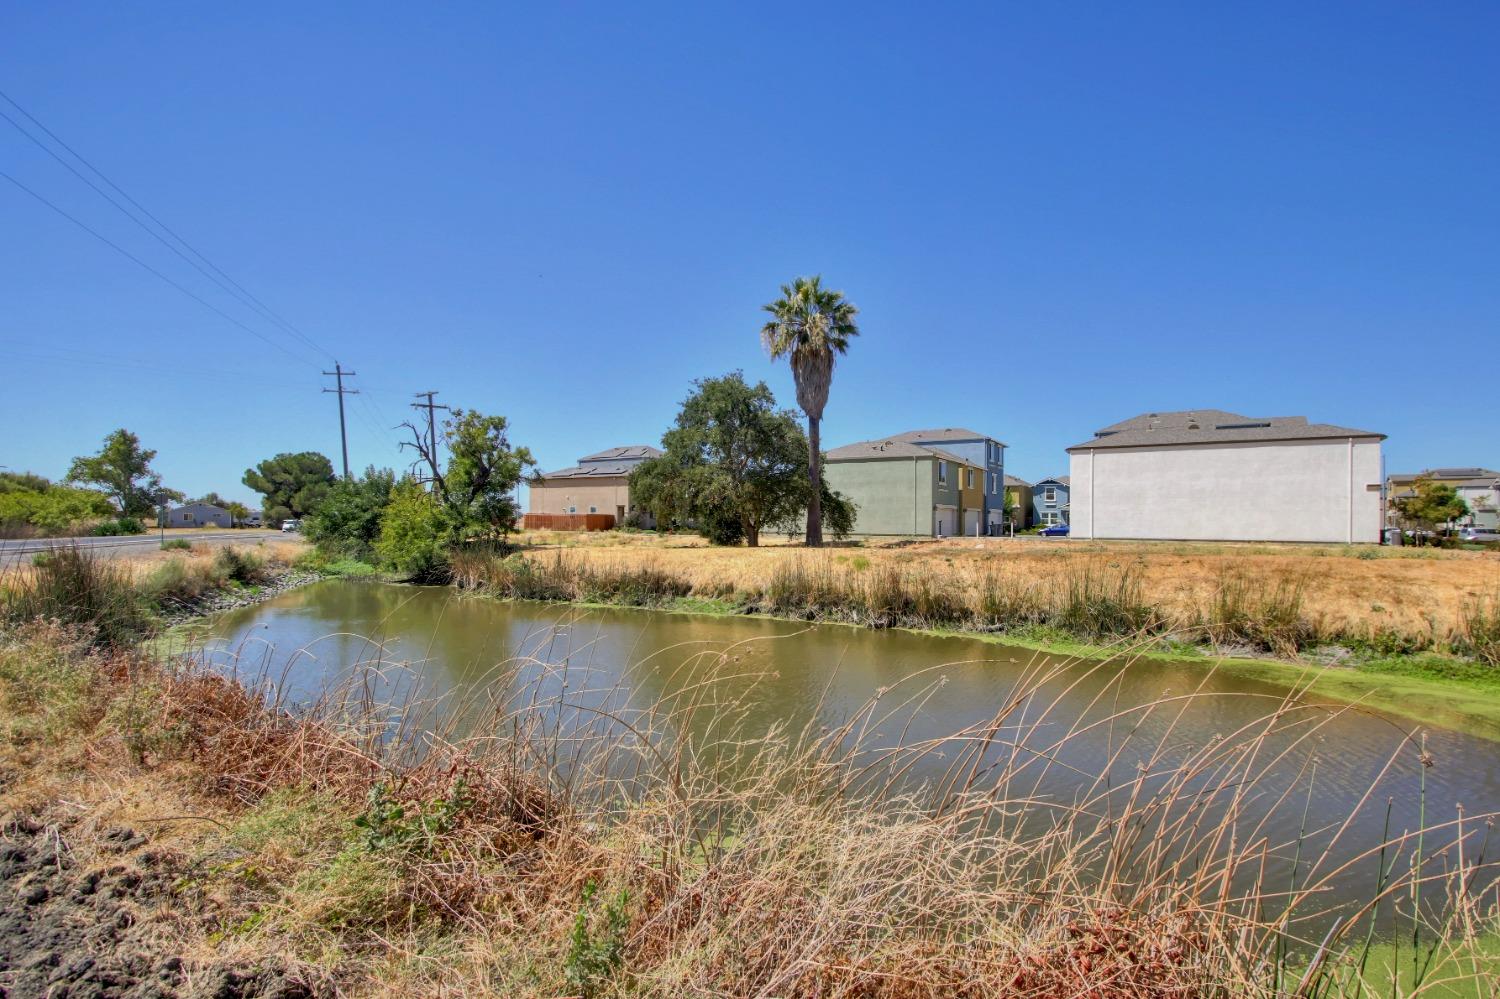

left=2, top=2, right=1495, bottom=504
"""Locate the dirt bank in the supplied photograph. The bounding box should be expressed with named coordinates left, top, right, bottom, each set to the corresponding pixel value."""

left=0, top=816, right=312, bottom=999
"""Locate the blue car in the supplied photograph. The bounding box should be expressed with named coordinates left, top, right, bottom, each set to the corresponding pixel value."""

left=1039, top=523, right=1069, bottom=537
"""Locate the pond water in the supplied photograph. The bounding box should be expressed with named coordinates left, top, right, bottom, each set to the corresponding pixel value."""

left=192, top=579, right=1500, bottom=921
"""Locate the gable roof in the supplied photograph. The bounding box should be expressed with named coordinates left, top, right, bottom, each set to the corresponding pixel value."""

left=1003, top=474, right=1031, bottom=488
left=886, top=427, right=1007, bottom=447
left=826, top=439, right=972, bottom=465
left=1068, top=410, right=1384, bottom=452
left=579, top=445, right=662, bottom=463
left=1035, top=476, right=1070, bottom=487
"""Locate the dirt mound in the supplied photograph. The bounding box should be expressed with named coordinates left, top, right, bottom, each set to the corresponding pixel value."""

left=0, top=817, right=312, bottom=999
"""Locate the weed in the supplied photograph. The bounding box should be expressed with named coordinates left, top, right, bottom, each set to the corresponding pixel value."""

left=1, top=546, right=149, bottom=647
left=161, top=538, right=192, bottom=551
left=564, top=880, right=630, bottom=999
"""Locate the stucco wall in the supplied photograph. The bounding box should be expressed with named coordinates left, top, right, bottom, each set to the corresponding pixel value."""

left=1069, top=438, right=1384, bottom=543
left=825, top=458, right=934, bottom=536
left=529, top=478, right=634, bottom=518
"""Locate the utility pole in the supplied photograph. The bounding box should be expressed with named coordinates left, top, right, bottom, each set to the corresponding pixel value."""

left=411, top=391, right=451, bottom=489
left=322, top=363, right=358, bottom=479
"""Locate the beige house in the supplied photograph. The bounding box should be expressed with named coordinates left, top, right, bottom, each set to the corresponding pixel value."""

left=527, top=445, right=661, bottom=528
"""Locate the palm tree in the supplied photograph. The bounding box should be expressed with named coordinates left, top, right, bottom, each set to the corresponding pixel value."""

left=761, top=275, right=859, bottom=547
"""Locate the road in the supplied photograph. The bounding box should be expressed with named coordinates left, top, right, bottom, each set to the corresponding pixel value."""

left=0, top=530, right=291, bottom=560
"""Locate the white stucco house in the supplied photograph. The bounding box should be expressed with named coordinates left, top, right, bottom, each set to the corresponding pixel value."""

left=1067, top=410, right=1385, bottom=543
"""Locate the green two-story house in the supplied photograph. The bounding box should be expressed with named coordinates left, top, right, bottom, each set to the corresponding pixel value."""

left=823, top=438, right=983, bottom=537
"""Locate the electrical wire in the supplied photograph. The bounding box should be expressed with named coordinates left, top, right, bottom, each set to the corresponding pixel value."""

left=0, top=168, right=321, bottom=365
left=0, top=88, right=335, bottom=363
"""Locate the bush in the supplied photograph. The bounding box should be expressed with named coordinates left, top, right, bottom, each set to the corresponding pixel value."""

left=0, top=486, right=114, bottom=537
left=304, top=467, right=395, bottom=561
left=89, top=517, right=146, bottom=537
left=374, top=479, right=450, bottom=582
left=161, top=538, right=192, bottom=551
left=214, top=546, right=269, bottom=586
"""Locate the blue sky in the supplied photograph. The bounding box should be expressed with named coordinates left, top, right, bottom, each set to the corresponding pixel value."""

left=2, top=2, right=1495, bottom=503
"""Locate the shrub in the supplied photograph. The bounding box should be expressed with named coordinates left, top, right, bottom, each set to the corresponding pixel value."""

left=89, top=516, right=146, bottom=537
left=214, top=546, right=269, bottom=586
left=1053, top=565, right=1155, bottom=641
left=161, top=538, right=192, bottom=551
left=375, top=480, right=450, bottom=582
left=304, top=467, right=395, bottom=561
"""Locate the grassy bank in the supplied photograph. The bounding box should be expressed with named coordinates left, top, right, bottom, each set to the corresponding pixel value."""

left=0, top=543, right=368, bottom=647
left=445, top=546, right=1500, bottom=733
left=2, top=620, right=1496, bottom=996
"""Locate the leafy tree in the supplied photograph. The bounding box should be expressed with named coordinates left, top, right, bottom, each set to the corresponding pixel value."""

left=1393, top=475, right=1470, bottom=541
left=305, top=466, right=396, bottom=559
left=630, top=372, right=854, bottom=547
left=1002, top=487, right=1022, bottom=527
left=375, top=478, right=449, bottom=580
left=400, top=409, right=534, bottom=542
left=225, top=501, right=252, bottom=526
left=66, top=429, right=173, bottom=515
left=761, top=275, right=859, bottom=547
left=242, top=452, right=336, bottom=525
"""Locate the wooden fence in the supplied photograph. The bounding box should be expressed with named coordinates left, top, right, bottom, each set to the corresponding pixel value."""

left=522, top=513, right=617, bottom=532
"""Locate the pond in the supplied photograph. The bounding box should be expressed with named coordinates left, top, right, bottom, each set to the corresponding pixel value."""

left=191, top=579, right=1500, bottom=922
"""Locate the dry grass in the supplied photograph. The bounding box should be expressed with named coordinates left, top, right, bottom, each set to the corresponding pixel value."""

left=507, top=531, right=1500, bottom=653
left=2, top=618, right=1496, bottom=997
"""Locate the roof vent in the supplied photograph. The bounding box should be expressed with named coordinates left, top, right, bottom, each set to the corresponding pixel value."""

left=1187, top=422, right=1200, bottom=430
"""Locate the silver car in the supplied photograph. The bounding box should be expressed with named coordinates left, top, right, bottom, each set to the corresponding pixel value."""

left=1459, top=525, right=1500, bottom=543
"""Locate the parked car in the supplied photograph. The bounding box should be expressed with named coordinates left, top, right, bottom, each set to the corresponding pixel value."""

left=1460, top=526, right=1500, bottom=543
left=1039, top=523, right=1069, bottom=537
left=281, top=519, right=302, bottom=533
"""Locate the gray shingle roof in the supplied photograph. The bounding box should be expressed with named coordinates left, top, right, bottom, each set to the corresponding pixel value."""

left=1003, top=474, right=1031, bottom=487
left=826, top=439, right=972, bottom=465
left=1035, top=475, right=1070, bottom=486
left=886, top=427, right=1007, bottom=447
left=1068, top=410, right=1383, bottom=452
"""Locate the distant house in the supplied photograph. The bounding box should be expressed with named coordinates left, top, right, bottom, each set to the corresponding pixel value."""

left=1387, top=468, right=1500, bottom=530
left=881, top=428, right=1008, bottom=534
left=1003, top=474, right=1032, bottom=529
left=823, top=438, right=985, bottom=537
left=1068, top=409, right=1385, bottom=543
left=165, top=502, right=232, bottom=529
left=527, top=445, right=662, bottom=529
left=1032, top=476, right=1070, bottom=528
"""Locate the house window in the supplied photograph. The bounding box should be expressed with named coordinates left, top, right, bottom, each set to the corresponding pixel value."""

left=1043, top=511, right=1060, bottom=525
left=183, top=513, right=194, bottom=523
left=990, top=472, right=998, bottom=493
left=938, top=461, right=947, bottom=485
left=1044, top=486, right=1057, bottom=503
left=568, top=505, right=577, bottom=513
left=588, top=506, right=597, bottom=514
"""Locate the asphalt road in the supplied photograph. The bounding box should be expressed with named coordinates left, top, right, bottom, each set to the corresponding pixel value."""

left=0, top=530, right=291, bottom=560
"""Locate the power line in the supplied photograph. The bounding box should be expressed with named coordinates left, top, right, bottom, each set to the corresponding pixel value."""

left=0, top=88, right=335, bottom=363
left=0, top=168, right=320, bottom=365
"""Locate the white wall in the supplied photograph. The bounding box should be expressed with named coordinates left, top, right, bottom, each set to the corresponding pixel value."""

left=1070, top=438, right=1384, bottom=543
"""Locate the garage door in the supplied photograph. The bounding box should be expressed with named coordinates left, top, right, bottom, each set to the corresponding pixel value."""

left=963, top=510, right=979, bottom=536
